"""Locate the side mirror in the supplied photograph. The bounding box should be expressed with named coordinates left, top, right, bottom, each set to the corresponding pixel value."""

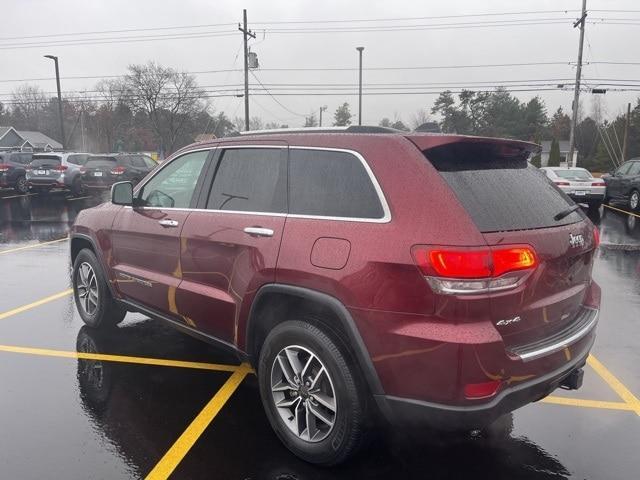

left=111, top=181, right=133, bottom=206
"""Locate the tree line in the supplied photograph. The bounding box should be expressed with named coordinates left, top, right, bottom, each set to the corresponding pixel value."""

left=0, top=62, right=638, bottom=171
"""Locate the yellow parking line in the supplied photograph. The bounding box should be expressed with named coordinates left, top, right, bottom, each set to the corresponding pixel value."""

left=603, top=203, right=640, bottom=218
left=145, top=364, right=252, bottom=480
left=541, top=395, right=635, bottom=412
left=0, top=288, right=73, bottom=320
left=588, top=354, right=640, bottom=416
left=0, top=237, right=68, bottom=255
left=0, top=344, right=240, bottom=372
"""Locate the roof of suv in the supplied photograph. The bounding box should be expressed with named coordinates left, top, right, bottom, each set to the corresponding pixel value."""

left=185, top=127, right=540, bottom=157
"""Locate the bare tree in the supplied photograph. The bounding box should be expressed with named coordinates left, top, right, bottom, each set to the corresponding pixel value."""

left=411, top=108, right=431, bottom=130
left=124, top=62, right=206, bottom=154
left=94, top=79, right=130, bottom=151
left=10, top=84, right=48, bottom=131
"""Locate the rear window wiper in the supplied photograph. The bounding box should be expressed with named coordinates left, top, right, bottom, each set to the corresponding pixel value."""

left=554, top=204, right=581, bottom=221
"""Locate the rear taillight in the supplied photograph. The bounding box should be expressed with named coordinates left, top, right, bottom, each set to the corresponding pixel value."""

left=110, top=166, right=126, bottom=175
left=412, top=246, right=538, bottom=295
left=464, top=380, right=501, bottom=400
left=554, top=181, right=570, bottom=186
left=55, top=165, right=68, bottom=172
left=0, top=164, right=10, bottom=173
left=591, top=181, right=604, bottom=186
left=593, top=226, right=600, bottom=248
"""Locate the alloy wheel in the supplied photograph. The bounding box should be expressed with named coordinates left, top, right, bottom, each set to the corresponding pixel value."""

left=77, top=262, right=99, bottom=316
left=631, top=191, right=639, bottom=210
left=270, top=345, right=337, bottom=443
left=17, top=177, right=28, bottom=194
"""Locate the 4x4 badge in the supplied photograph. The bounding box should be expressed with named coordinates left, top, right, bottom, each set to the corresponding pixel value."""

left=569, top=233, right=585, bottom=248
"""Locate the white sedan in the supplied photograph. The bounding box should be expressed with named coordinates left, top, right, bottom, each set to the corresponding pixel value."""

left=540, top=167, right=606, bottom=209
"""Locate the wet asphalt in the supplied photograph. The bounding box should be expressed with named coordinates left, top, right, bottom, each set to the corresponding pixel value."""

left=0, top=188, right=638, bottom=480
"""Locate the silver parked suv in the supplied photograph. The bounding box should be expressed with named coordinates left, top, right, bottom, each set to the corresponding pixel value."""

left=27, top=152, right=90, bottom=196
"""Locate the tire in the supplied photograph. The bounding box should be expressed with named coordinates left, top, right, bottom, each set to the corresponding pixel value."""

left=629, top=189, right=640, bottom=211
left=72, top=248, right=126, bottom=329
left=257, top=320, right=368, bottom=466
left=588, top=201, right=602, bottom=211
left=71, top=178, right=85, bottom=197
left=14, top=175, right=28, bottom=194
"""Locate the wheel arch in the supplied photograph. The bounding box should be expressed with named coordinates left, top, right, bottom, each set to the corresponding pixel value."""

left=246, top=284, right=384, bottom=396
left=70, top=233, right=118, bottom=298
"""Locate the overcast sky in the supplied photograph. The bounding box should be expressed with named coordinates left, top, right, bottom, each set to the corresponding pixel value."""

left=1, top=0, right=639, bottom=127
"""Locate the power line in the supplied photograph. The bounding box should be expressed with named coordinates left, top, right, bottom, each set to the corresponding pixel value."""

left=250, top=71, right=307, bottom=117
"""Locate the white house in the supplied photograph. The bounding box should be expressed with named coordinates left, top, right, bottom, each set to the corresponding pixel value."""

left=540, top=140, right=578, bottom=167
left=0, top=126, right=62, bottom=152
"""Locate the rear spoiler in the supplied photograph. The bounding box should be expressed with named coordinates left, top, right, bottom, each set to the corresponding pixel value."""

left=405, top=134, right=541, bottom=160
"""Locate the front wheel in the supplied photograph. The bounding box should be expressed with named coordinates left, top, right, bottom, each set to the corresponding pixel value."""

left=629, top=189, right=640, bottom=211
left=72, top=248, right=126, bottom=328
left=258, top=320, right=368, bottom=466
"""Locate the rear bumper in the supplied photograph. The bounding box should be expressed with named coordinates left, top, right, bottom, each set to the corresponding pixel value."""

left=377, top=330, right=594, bottom=429
left=567, top=192, right=605, bottom=202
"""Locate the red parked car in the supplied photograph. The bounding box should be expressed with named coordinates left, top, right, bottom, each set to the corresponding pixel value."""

left=70, top=127, right=600, bottom=465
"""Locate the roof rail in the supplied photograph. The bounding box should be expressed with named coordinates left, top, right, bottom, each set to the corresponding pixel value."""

left=234, top=125, right=404, bottom=136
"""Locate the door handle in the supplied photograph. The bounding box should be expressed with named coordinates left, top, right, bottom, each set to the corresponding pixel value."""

left=243, top=227, right=274, bottom=237
left=158, top=219, right=179, bottom=227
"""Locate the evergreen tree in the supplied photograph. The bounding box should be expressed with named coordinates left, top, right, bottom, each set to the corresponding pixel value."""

left=333, top=103, right=352, bottom=126
left=548, top=138, right=561, bottom=166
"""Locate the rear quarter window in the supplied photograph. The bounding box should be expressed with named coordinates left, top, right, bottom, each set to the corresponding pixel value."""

left=289, top=149, right=385, bottom=219
left=423, top=142, right=583, bottom=232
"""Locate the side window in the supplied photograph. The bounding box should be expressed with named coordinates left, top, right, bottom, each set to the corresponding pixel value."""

left=139, top=150, right=209, bottom=208
left=628, top=162, right=640, bottom=176
left=616, top=162, right=632, bottom=176
left=206, top=148, right=286, bottom=213
left=131, top=156, right=146, bottom=168
left=289, top=149, right=385, bottom=219
left=67, top=155, right=83, bottom=165
left=142, top=156, right=156, bottom=169
left=18, top=153, right=32, bottom=164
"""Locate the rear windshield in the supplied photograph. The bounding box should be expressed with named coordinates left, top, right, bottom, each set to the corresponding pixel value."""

left=423, top=142, right=583, bottom=232
left=555, top=169, right=592, bottom=180
left=86, top=157, right=117, bottom=168
left=31, top=157, right=61, bottom=168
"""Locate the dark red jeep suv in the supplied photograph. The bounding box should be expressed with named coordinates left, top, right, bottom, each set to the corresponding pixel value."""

left=70, top=127, right=600, bottom=465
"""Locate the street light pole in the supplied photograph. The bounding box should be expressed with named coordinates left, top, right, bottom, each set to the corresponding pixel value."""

left=44, top=55, right=65, bottom=150
left=356, top=47, right=364, bottom=126
left=319, top=105, right=327, bottom=127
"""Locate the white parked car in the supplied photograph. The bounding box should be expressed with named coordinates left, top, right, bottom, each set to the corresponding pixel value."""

left=540, top=167, right=606, bottom=209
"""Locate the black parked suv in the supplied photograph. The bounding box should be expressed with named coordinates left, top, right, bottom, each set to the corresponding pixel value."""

left=0, top=150, right=32, bottom=193
left=81, top=153, right=156, bottom=191
left=604, top=158, right=640, bottom=211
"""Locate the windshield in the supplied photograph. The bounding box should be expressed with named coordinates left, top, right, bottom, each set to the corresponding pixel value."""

left=85, top=157, right=117, bottom=168
left=555, top=169, right=592, bottom=180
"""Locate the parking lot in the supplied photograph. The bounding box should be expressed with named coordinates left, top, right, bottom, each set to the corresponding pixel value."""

left=0, top=188, right=638, bottom=480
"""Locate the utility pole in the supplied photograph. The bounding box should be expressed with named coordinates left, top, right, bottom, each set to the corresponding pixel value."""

left=44, top=55, right=65, bottom=150
left=622, top=102, right=631, bottom=162
left=567, top=0, right=587, bottom=168
left=319, top=105, right=327, bottom=127
left=356, top=47, right=364, bottom=126
left=238, top=9, right=256, bottom=131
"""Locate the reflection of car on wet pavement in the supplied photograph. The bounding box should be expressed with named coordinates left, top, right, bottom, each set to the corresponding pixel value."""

left=0, top=150, right=32, bottom=194
left=70, top=129, right=601, bottom=465
left=26, top=152, right=90, bottom=197
left=81, top=153, right=157, bottom=192
left=540, top=166, right=606, bottom=209
left=603, top=158, right=640, bottom=211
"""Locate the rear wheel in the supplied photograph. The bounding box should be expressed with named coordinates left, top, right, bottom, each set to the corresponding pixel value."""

left=629, top=189, right=639, bottom=211
left=72, top=248, right=126, bottom=329
left=258, top=320, right=368, bottom=466
left=15, top=175, right=28, bottom=194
